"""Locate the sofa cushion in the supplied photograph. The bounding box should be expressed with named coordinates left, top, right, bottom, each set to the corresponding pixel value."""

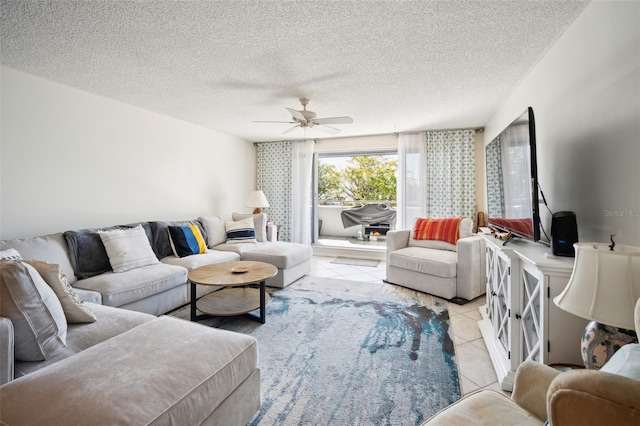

left=150, top=220, right=208, bottom=259
left=408, top=217, right=473, bottom=252
left=0, top=316, right=258, bottom=426
left=240, top=241, right=313, bottom=269
left=23, top=260, right=97, bottom=324
left=0, top=261, right=67, bottom=361
left=168, top=225, right=207, bottom=257
left=160, top=250, right=240, bottom=270
left=388, top=246, right=458, bottom=278
left=226, top=218, right=257, bottom=244
left=198, top=215, right=231, bottom=247
left=73, top=263, right=187, bottom=308
left=232, top=212, right=268, bottom=242
left=213, top=241, right=260, bottom=255
left=424, top=389, right=541, bottom=425
left=64, top=223, right=153, bottom=279
left=1, top=233, right=77, bottom=284
left=99, top=225, right=160, bottom=273
left=15, top=303, right=155, bottom=378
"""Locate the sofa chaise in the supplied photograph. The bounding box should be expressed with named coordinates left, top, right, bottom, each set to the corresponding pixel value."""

left=0, top=260, right=260, bottom=425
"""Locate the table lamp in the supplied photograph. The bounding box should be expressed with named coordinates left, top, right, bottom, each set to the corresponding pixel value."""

left=554, top=241, right=640, bottom=369
left=246, top=190, right=270, bottom=214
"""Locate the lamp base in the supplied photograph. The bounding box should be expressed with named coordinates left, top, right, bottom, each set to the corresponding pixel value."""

left=581, top=321, right=638, bottom=369
left=252, top=208, right=263, bottom=214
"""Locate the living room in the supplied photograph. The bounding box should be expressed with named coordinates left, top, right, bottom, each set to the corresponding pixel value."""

left=1, top=1, right=639, bottom=425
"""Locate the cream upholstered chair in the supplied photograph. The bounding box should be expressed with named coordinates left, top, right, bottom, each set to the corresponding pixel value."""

left=386, top=217, right=486, bottom=302
left=422, top=299, right=640, bottom=425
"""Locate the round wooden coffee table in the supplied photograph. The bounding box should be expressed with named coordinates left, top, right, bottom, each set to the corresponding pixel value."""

left=188, top=260, right=277, bottom=324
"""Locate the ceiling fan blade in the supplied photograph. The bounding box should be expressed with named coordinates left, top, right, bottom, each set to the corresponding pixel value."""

left=286, top=107, right=306, bottom=122
left=313, top=116, right=353, bottom=125
left=317, top=124, right=341, bottom=135
left=283, top=125, right=300, bottom=134
left=253, top=120, right=296, bottom=123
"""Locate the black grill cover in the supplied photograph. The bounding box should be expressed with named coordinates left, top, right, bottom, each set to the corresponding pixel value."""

left=340, top=204, right=397, bottom=228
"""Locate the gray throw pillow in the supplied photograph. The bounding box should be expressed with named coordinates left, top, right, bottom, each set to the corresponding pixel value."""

left=0, top=261, right=67, bottom=361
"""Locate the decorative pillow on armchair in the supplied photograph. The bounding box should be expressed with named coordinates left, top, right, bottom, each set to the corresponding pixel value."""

left=225, top=218, right=257, bottom=244
left=408, top=217, right=473, bottom=252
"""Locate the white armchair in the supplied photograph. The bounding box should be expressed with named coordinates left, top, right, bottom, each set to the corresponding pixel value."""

left=385, top=217, right=486, bottom=302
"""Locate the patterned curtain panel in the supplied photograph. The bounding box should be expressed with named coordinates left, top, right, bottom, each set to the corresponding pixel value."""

left=425, top=129, right=476, bottom=221
left=257, top=141, right=293, bottom=242
left=485, top=135, right=505, bottom=217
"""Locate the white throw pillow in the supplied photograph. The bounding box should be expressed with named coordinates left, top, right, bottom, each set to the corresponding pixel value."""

left=0, top=261, right=67, bottom=361
left=23, top=259, right=97, bottom=323
left=98, top=225, right=159, bottom=273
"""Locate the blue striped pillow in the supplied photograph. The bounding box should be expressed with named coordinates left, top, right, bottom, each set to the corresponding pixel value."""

left=168, top=225, right=207, bottom=257
left=225, top=218, right=257, bottom=244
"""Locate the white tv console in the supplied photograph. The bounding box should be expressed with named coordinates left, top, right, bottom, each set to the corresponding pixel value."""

left=477, top=233, right=588, bottom=391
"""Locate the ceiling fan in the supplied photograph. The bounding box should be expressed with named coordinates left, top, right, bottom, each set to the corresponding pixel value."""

left=254, top=98, right=353, bottom=135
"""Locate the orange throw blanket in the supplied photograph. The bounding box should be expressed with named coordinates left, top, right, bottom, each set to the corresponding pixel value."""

left=413, top=217, right=463, bottom=245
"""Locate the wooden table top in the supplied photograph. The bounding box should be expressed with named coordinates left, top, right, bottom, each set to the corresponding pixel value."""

left=188, top=260, right=277, bottom=287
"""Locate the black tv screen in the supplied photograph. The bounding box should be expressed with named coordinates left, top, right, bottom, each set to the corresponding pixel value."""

left=485, top=107, right=540, bottom=242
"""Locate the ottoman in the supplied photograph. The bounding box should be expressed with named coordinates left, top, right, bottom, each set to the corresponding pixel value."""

left=240, top=241, right=313, bottom=288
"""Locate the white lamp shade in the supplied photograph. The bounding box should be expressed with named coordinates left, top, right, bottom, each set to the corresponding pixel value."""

left=246, top=190, right=270, bottom=208
left=554, top=242, right=640, bottom=330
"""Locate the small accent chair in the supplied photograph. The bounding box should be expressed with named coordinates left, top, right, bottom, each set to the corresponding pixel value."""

left=422, top=299, right=640, bottom=425
left=385, top=217, right=485, bottom=302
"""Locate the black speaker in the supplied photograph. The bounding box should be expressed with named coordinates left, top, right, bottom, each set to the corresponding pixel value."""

left=551, top=211, right=578, bottom=257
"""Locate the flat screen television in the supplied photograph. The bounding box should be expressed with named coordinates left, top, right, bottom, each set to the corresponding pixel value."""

left=485, top=107, right=540, bottom=242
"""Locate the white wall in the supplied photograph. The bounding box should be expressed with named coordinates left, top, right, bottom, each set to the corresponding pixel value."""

left=484, top=1, right=640, bottom=246
left=0, top=67, right=255, bottom=239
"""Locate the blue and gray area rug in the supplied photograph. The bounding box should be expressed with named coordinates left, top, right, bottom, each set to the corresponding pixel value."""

left=179, top=276, right=460, bottom=425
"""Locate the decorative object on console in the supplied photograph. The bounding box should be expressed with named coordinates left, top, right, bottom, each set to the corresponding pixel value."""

left=551, top=211, right=578, bottom=257
left=245, top=190, right=270, bottom=214
left=554, top=241, right=640, bottom=369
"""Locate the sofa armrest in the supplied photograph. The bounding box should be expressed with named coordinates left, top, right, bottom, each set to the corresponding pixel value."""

left=386, top=230, right=410, bottom=252
left=511, top=361, right=561, bottom=421
left=548, top=369, right=640, bottom=425
left=455, top=235, right=486, bottom=300
left=0, top=317, right=15, bottom=386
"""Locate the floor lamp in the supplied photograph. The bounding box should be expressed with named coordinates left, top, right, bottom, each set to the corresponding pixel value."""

left=554, top=241, right=640, bottom=369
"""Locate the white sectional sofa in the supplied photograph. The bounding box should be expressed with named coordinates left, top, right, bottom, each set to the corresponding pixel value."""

left=0, top=212, right=312, bottom=424
left=0, top=213, right=312, bottom=316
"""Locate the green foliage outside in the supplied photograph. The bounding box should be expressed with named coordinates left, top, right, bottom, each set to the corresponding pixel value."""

left=318, top=156, right=397, bottom=206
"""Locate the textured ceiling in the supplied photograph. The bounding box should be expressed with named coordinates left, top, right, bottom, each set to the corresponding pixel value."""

left=1, top=0, right=590, bottom=142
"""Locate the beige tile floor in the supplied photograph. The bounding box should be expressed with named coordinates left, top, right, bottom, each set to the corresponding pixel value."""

left=310, top=255, right=508, bottom=397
